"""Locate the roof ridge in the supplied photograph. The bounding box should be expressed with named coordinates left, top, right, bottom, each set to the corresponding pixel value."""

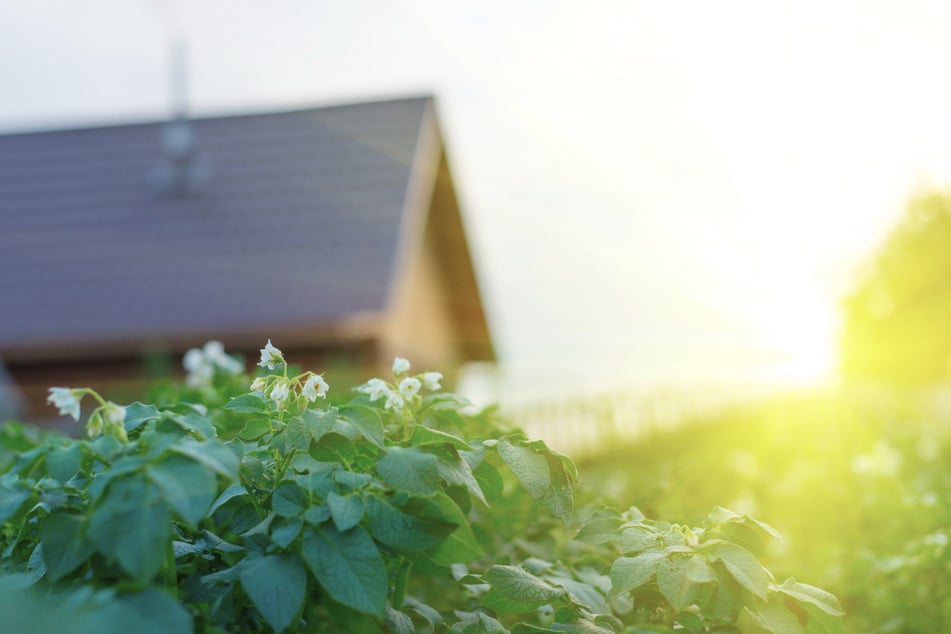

left=0, top=93, right=435, bottom=138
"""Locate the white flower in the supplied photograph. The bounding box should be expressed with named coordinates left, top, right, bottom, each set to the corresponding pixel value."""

left=204, top=340, right=243, bottom=375
left=202, top=340, right=225, bottom=360
left=47, top=387, right=82, bottom=421
left=398, top=377, right=421, bottom=399
left=269, top=381, right=290, bottom=405
left=250, top=377, right=267, bottom=394
left=302, top=374, right=329, bottom=402
left=421, top=372, right=443, bottom=391
left=183, top=347, right=214, bottom=388
left=102, top=402, right=126, bottom=427
left=384, top=390, right=405, bottom=411
left=185, top=361, right=214, bottom=389
left=183, top=348, right=206, bottom=372
left=258, top=339, right=284, bottom=370
left=392, top=357, right=411, bottom=376
left=358, top=378, right=390, bottom=402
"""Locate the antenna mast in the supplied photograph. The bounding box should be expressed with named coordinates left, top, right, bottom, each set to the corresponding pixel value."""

left=147, top=10, right=210, bottom=195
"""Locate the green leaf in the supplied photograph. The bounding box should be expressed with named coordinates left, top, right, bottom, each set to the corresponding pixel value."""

left=208, top=482, right=249, bottom=515
left=239, top=554, right=307, bottom=633
left=385, top=607, right=415, bottom=634
left=497, top=437, right=550, bottom=499
left=707, top=559, right=744, bottom=621
left=620, top=526, right=657, bottom=553
left=147, top=454, right=218, bottom=527
left=169, top=438, right=239, bottom=480
left=746, top=594, right=805, bottom=634
left=540, top=452, right=573, bottom=523
left=376, top=446, right=441, bottom=494
left=303, top=504, right=332, bottom=525
left=272, top=481, right=311, bottom=518
left=46, top=444, right=83, bottom=483
left=656, top=557, right=700, bottom=612
left=120, top=588, right=194, bottom=634
left=87, top=435, right=123, bottom=462
left=87, top=477, right=171, bottom=582
left=610, top=550, right=666, bottom=596
left=459, top=443, right=486, bottom=471
left=333, top=470, right=373, bottom=491
left=410, top=426, right=471, bottom=450
left=473, top=461, right=504, bottom=500
left=224, top=394, right=267, bottom=413
left=301, top=524, right=387, bottom=616
left=26, top=543, right=46, bottom=583
left=123, top=402, right=162, bottom=431
left=403, top=597, right=444, bottom=628
left=41, top=512, right=94, bottom=581
left=434, top=448, right=488, bottom=506
left=707, top=506, right=741, bottom=524
left=685, top=555, right=716, bottom=584
left=707, top=508, right=783, bottom=556
left=478, top=613, right=508, bottom=633
left=338, top=405, right=385, bottom=448
left=284, top=416, right=314, bottom=451
left=201, top=529, right=244, bottom=553
left=426, top=492, right=485, bottom=564
left=485, top=565, right=565, bottom=606
left=309, top=432, right=357, bottom=464
left=271, top=516, right=304, bottom=548
left=556, top=577, right=610, bottom=613
left=482, top=588, right=551, bottom=615
left=165, top=412, right=216, bottom=439
left=576, top=517, right=622, bottom=545
left=777, top=578, right=844, bottom=616
left=0, top=483, right=31, bottom=524
left=745, top=515, right=783, bottom=543
left=231, top=504, right=262, bottom=534
left=295, top=468, right=336, bottom=498
left=328, top=492, right=364, bottom=532
left=237, top=419, right=271, bottom=441
left=802, top=603, right=845, bottom=634
left=365, top=495, right=455, bottom=553
left=706, top=542, right=770, bottom=600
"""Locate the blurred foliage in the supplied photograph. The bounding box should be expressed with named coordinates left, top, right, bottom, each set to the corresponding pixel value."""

left=577, top=389, right=951, bottom=632
left=842, top=191, right=951, bottom=385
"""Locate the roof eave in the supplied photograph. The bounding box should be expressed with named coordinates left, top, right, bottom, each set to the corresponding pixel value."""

left=0, top=310, right=387, bottom=365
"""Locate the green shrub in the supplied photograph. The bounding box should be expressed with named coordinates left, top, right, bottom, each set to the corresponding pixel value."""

left=0, top=341, right=843, bottom=633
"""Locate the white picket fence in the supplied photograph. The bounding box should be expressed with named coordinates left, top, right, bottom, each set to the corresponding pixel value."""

left=500, top=385, right=774, bottom=456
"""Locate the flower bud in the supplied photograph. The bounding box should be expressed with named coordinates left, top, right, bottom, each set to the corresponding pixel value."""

left=86, top=412, right=104, bottom=439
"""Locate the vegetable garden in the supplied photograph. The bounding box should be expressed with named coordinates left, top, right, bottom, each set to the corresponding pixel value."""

left=0, top=341, right=844, bottom=633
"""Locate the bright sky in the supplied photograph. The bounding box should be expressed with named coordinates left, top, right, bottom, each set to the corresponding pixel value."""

left=3, top=0, right=951, bottom=402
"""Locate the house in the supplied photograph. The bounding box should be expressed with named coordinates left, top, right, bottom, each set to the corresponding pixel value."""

left=0, top=96, right=494, bottom=417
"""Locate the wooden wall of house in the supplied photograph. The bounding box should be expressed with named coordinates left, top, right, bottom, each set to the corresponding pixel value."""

left=381, top=209, right=463, bottom=381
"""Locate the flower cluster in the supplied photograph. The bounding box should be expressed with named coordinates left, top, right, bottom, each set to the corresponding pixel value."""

left=183, top=340, right=244, bottom=389
left=47, top=387, right=127, bottom=442
left=251, top=340, right=329, bottom=410
left=356, top=357, right=442, bottom=413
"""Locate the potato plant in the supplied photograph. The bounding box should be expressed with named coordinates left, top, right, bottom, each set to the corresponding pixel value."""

left=0, top=341, right=843, bottom=633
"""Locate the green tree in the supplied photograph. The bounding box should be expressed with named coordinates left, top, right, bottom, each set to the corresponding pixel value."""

left=842, top=191, right=951, bottom=385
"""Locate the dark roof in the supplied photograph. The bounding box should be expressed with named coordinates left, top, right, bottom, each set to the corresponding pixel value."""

left=0, top=96, right=439, bottom=362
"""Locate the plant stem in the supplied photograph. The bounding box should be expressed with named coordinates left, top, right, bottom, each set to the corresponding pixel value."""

left=240, top=475, right=267, bottom=518
left=164, top=540, right=179, bottom=597
left=80, top=388, right=108, bottom=407
left=276, top=449, right=296, bottom=482
left=391, top=558, right=412, bottom=611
